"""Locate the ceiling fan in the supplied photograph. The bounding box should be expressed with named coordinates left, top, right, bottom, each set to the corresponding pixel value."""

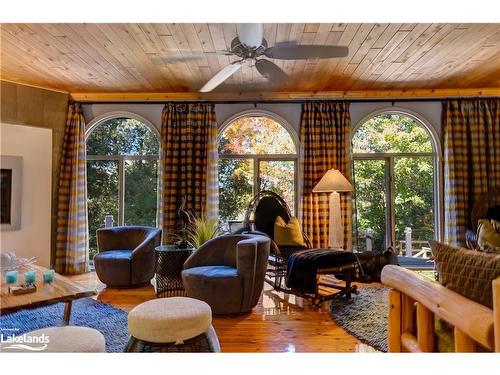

left=198, top=24, right=349, bottom=92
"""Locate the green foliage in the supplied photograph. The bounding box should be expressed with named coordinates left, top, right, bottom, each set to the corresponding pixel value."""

left=86, top=118, right=159, bottom=259
left=124, top=160, right=158, bottom=227
left=185, top=215, right=220, bottom=248
left=87, top=118, right=159, bottom=156
left=353, top=113, right=432, bottom=153
left=352, top=114, right=435, bottom=253
left=87, top=160, right=119, bottom=259
left=219, top=158, right=253, bottom=222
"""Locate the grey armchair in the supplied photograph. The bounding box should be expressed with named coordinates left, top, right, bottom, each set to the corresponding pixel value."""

left=181, top=234, right=271, bottom=315
left=94, top=226, right=162, bottom=288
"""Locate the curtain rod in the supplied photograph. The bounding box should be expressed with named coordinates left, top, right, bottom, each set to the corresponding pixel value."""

left=77, top=97, right=499, bottom=105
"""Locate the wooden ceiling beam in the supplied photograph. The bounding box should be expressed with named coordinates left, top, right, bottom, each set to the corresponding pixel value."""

left=70, top=88, right=500, bottom=102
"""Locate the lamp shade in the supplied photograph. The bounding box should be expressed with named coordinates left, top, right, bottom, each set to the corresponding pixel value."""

left=312, top=169, right=353, bottom=193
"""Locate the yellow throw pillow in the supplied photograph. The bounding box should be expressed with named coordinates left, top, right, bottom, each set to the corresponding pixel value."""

left=492, top=219, right=500, bottom=232
left=477, top=219, right=500, bottom=250
left=274, top=216, right=306, bottom=247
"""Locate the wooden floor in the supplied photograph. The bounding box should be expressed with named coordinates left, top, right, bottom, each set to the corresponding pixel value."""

left=69, top=272, right=375, bottom=352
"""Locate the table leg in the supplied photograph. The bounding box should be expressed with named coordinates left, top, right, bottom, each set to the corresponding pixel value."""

left=62, top=301, right=73, bottom=326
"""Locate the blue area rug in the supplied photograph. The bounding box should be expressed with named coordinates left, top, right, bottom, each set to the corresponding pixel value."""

left=0, top=298, right=129, bottom=352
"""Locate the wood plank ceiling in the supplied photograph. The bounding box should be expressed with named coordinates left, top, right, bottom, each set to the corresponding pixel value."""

left=1, top=23, right=499, bottom=93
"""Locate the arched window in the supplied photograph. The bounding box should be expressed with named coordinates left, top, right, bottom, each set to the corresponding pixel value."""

left=86, top=116, right=160, bottom=260
left=218, top=113, right=298, bottom=227
left=352, top=112, right=437, bottom=258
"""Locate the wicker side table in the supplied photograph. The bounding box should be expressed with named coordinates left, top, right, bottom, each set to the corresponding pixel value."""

left=154, top=245, right=194, bottom=297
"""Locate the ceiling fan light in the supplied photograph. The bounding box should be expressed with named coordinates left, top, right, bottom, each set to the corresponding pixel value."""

left=237, top=23, right=263, bottom=48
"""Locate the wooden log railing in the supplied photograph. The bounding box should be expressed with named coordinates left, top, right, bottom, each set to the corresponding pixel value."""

left=381, top=265, right=499, bottom=352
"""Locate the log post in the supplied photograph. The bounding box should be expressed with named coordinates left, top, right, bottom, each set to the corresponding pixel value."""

left=416, top=302, right=434, bottom=352
left=492, top=278, right=499, bottom=352
left=388, top=289, right=402, bottom=352
left=402, top=294, right=416, bottom=337
left=454, top=328, right=477, bottom=352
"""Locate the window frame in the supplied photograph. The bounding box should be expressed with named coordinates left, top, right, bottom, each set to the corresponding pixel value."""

left=217, top=110, right=300, bottom=220
left=351, top=109, right=442, bottom=250
left=85, top=111, right=160, bottom=227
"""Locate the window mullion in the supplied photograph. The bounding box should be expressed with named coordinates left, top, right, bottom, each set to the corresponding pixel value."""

left=388, top=156, right=396, bottom=250
left=254, top=158, right=259, bottom=197
left=119, top=157, right=125, bottom=226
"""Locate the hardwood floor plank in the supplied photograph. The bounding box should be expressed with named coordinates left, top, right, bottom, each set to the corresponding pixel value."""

left=69, top=271, right=366, bottom=352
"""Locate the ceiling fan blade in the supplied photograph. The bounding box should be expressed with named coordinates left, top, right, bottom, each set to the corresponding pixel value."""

left=150, top=55, right=201, bottom=65
left=237, top=23, right=264, bottom=48
left=255, top=59, right=287, bottom=84
left=199, top=62, right=242, bottom=92
left=264, top=43, right=349, bottom=60
left=151, top=50, right=233, bottom=64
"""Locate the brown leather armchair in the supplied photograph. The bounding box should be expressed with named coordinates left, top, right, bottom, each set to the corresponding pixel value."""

left=94, top=226, right=162, bottom=288
left=181, top=234, right=270, bottom=315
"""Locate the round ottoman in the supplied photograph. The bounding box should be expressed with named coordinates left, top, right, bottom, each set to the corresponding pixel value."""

left=125, top=297, right=221, bottom=352
left=0, top=326, right=105, bottom=353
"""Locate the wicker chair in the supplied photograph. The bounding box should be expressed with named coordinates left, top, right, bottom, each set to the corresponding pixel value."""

left=242, top=190, right=312, bottom=258
left=465, top=187, right=500, bottom=249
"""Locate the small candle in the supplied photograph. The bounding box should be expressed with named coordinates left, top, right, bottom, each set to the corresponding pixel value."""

left=5, top=270, right=19, bottom=284
left=43, top=269, right=55, bottom=284
left=24, top=270, right=37, bottom=285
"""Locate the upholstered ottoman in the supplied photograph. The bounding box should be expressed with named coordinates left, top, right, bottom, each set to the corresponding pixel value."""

left=125, top=297, right=221, bottom=352
left=0, top=326, right=105, bottom=353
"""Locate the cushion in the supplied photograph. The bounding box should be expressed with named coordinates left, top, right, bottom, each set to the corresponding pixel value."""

left=492, top=219, right=500, bottom=232
left=274, top=216, right=306, bottom=247
left=181, top=265, right=239, bottom=279
left=95, top=249, right=133, bottom=261
left=430, top=241, right=500, bottom=308
left=128, top=297, right=212, bottom=344
left=0, top=326, right=105, bottom=352
left=477, top=219, right=500, bottom=251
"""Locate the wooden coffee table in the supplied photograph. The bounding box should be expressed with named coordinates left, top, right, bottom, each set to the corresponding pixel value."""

left=1, top=264, right=96, bottom=325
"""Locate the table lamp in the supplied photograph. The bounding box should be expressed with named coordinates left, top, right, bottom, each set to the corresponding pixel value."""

left=312, top=169, right=353, bottom=249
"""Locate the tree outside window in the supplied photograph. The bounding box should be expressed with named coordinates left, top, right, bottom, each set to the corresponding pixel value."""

left=352, top=113, right=436, bottom=257
left=86, top=117, right=159, bottom=260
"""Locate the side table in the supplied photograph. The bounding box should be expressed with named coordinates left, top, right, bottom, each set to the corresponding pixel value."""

left=154, top=245, right=194, bottom=297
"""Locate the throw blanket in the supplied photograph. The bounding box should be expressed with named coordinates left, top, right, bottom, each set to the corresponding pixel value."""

left=286, top=249, right=357, bottom=293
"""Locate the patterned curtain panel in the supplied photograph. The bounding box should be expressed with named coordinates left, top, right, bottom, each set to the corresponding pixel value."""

left=159, top=103, right=218, bottom=241
left=55, top=102, right=89, bottom=274
left=300, top=102, right=352, bottom=250
left=443, top=98, right=500, bottom=246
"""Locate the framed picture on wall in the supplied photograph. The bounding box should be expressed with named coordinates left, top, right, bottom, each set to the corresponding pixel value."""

left=0, top=155, right=23, bottom=231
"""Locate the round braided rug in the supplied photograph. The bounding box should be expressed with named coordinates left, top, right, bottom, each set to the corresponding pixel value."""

left=329, top=285, right=389, bottom=352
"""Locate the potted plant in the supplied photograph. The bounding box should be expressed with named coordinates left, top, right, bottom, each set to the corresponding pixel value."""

left=185, top=214, right=220, bottom=249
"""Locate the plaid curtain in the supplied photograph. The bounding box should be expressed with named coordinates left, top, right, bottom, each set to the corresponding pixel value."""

left=159, top=103, right=218, bottom=241
left=443, top=98, right=500, bottom=246
left=300, top=102, right=352, bottom=250
left=55, top=102, right=89, bottom=274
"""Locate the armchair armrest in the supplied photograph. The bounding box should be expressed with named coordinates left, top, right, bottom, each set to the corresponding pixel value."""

left=236, top=239, right=258, bottom=278
left=183, top=235, right=243, bottom=269
left=236, top=239, right=258, bottom=309
left=131, top=229, right=162, bottom=259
